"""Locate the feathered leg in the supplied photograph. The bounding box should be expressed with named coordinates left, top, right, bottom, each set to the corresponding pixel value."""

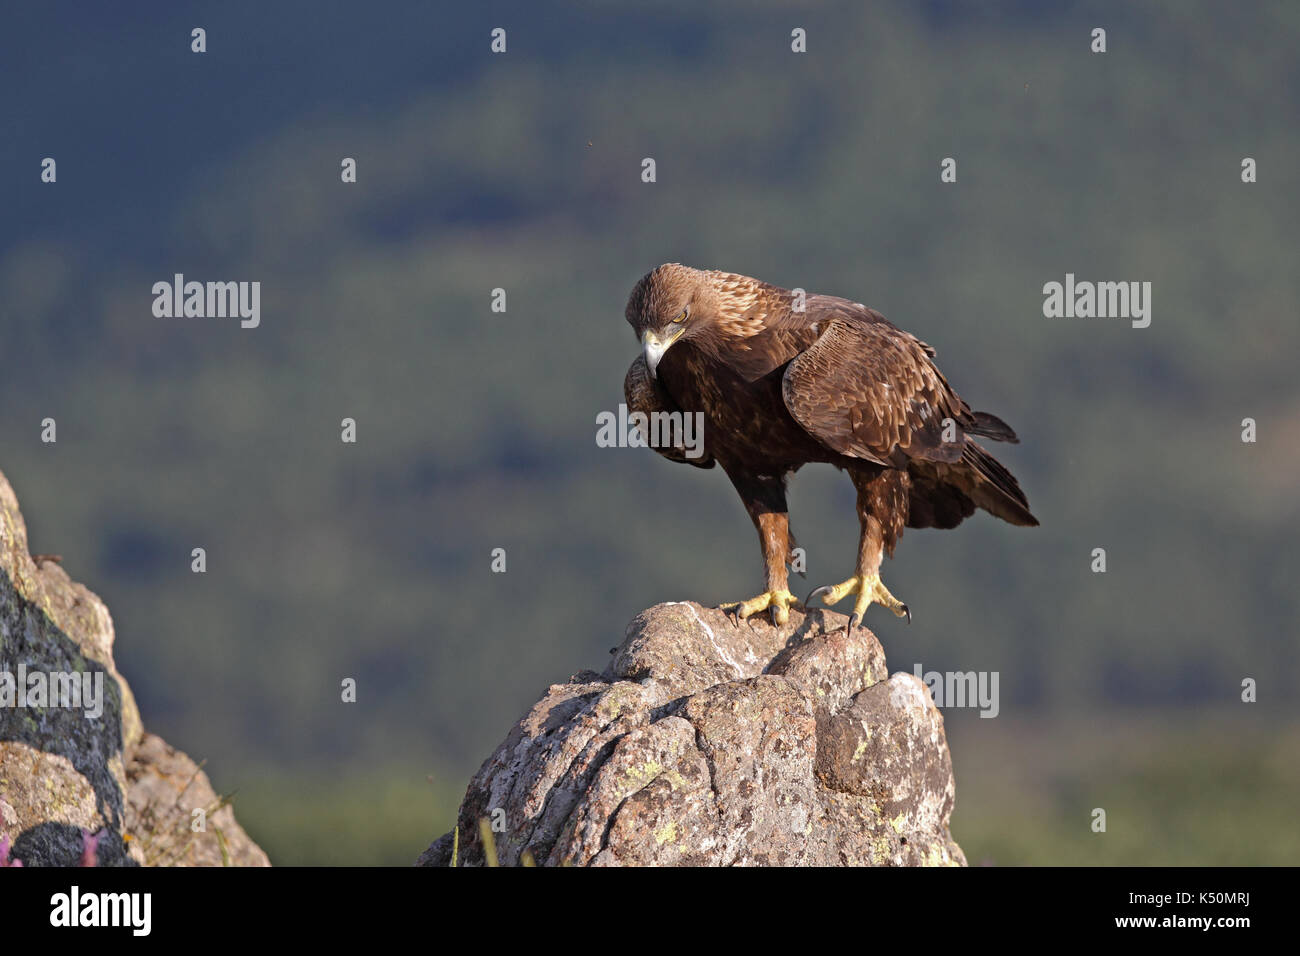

left=806, top=468, right=911, bottom=635
left=722, top=472, right=801, bottom=626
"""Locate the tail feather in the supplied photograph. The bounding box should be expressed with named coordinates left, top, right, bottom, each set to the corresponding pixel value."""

left=967, top=410, right=1019, bottom=443
left=963, top=440, right=1038, bottom=527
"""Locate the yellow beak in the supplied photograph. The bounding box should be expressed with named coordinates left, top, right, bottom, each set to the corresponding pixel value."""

left=642, top=327, right=683, bottom=378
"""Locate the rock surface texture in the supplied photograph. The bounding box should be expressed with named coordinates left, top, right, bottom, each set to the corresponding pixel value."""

left=418, top=600, right=965, bottom=867
left=0, top=468, right=269, bottom=866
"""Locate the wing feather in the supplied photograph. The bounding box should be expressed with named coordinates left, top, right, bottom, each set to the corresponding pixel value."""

left=781, top=310, right=970, bottom=466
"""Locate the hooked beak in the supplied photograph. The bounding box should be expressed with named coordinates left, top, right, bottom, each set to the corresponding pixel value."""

left=642, top=327, right=683, bottom=378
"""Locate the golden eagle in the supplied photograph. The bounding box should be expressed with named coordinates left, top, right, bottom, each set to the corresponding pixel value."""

left=624, top=263, right=1038, bottom=634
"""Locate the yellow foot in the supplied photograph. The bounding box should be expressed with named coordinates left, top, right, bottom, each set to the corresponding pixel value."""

left=722, top=589, right=802, bottom=626
left=804, top=573, right=911, bottom=632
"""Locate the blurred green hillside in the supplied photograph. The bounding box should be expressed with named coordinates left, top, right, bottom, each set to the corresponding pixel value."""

left=1, top=2, right=1296, bottom=864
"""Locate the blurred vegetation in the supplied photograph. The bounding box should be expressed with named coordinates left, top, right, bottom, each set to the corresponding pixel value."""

left=950, top=712, right=1300, bottom=865
left=1, top=2, right=1296, bottom=864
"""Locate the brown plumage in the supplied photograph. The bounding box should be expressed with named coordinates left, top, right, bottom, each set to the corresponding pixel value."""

left=623, top=263, right=1038, bottom=631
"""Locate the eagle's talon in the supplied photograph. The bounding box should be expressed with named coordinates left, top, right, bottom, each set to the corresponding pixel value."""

left=725, top=589, right=800, bottom=627
left=806, top=573, right=909, bottom=627
left=803, top=585, right=834, bottom=608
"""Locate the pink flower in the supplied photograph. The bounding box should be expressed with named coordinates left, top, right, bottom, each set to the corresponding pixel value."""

left=0, top=833, right=22, bottom=868
left=80, top=829, right=104, bottom=868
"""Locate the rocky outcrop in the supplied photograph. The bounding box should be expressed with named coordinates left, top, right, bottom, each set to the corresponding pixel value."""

left=418, top=600, right=965, bottom=867
left=0, top=468, right=269, bottom=866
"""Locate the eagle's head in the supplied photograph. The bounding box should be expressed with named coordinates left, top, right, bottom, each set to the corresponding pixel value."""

left=625, top=263, right=763, bottom=377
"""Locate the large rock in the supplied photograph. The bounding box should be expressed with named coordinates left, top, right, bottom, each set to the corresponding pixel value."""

left=418, top=600, right=965, bottom=867
left=0, top=468, right=269, bottom=866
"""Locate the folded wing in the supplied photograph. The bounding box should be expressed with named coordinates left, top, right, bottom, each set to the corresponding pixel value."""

left=624, top=355, right=715, bottom=469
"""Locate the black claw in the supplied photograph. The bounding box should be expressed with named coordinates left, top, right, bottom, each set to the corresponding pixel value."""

left=847, top=612, right=861, bottom=640
left=804, top=585, right=832, bottom=608
left=902, top=604, right=912, bottom=624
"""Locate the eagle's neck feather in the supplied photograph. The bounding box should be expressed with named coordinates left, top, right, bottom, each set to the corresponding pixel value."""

left=706, top=271, right=784, bottom=339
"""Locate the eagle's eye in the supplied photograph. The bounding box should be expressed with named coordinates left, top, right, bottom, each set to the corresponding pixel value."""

left=672, top=307, right=688, bottom=324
